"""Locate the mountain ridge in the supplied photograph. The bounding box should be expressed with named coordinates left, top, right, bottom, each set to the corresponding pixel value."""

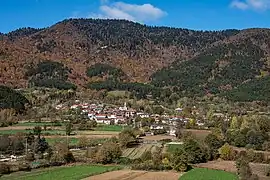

left=1, top=18, right=270, bottom=100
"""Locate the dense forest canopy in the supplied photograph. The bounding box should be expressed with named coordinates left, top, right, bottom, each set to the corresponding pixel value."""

left=25, top=61, right=76, bottom=90
left=151, top=42, right=270, bottom=100
left=0, top=85, right=30, bottom=112
left=86, top=63, right=126, bottom=80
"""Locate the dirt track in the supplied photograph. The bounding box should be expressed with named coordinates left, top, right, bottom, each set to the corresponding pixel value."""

left=84, top=170, right=181, bottom=180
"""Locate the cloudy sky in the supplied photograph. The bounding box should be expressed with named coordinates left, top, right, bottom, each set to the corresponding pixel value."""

left=1, top=0, right=270, bottom=33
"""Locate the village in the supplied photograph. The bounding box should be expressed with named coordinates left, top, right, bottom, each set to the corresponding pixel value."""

left=55, top=100, right=209, bottom=137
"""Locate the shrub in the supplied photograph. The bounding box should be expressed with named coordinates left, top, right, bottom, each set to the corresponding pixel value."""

left=85, top=147, right=98, bottom=160
left=63, top=151, right=76, bottom=163
left=183, top=137, right=208, bottom=164
left=18, top=162, right=31, bottom=171
left=131, top=160, right=168, bottom=171
left=0, top=163, right=11, bottom=175
left=95, top=142, right=122, bottom=164
left=219, top=143, right=236, bottom=160
left=262, top=141, right=270, bottom=151
left=25, top=152, right=35, bottom=161
left=114, top=157, right=132, bottom=165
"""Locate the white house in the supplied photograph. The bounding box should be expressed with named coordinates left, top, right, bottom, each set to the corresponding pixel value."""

left=71, top=104, right=79, bottom=109
left=150, top=125, right=164, bottom=130
left=96, top=118, right=111, bottom=125
left=119, top=102, right=128, bottom=111
left=137, top=113, right=150, bottom=118
left=169, top=129, right=176, bottom=136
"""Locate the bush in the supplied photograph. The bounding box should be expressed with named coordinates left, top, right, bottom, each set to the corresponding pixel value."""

left=219, top=143, right=236, bottom=160
left=25, top=152, right=35, bottom=161
left=63, top=151, right=76, bottom=163
left=262, top=141, right=270, bottom=151
left=0, top=163, right=11, bottom=175
left=131, top=160, right=168, bottom=171
left=18, top=162, right=31, bottom=171
left=152, top=129, right=167, bottom=135
left=114, top=157, right=132, bottom=165
left=85, top=147, right=98, bottom=160
left=95, top=142, right=122, bottom=164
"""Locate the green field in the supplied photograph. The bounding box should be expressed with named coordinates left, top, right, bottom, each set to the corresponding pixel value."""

left=95, top=125, right=124, bottom=132
left=0, top=129, right=65, bottom=135
left=46, top=137, right=79, bottom=145
left=167, top=144, right=183, bottom=153
left=180, top=168, right=238, bottom=180
left=2, top=165, right=121, bottom=180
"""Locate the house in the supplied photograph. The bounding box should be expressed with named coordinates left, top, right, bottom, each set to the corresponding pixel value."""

left=150, top=125, right=164, bottom=130
left=137, top=113, right=150, bottom=118
left=175, top=108, right=183, bottom=112
left=95, top=114, right=107, bottom=119
left=169, top=129, right=176, bottom=136
left=87, top=113, right=95, bottom=120
left=119, top=102, right=128, bottom=111
left=55, top=104, right=64, bottom=110
left=71, top=104, right=79, bottom=109
left=96, top=118, right=111, bottom=125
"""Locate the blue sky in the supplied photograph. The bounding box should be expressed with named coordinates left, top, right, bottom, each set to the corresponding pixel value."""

left=1, top=0, right=270, bottom=33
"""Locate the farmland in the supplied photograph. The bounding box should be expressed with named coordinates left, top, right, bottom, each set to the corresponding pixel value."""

left=122, top=144, right=163, bottom=159
left=180, top=168, right=238, bottom=180
left=1, top=165, right=121, bottom=180
left=14, top=122, right=63, bottom=127
left=84, top=170, right=181, bottom=180
left=196, top=160, right=270, bottom=180
left=0, top=129, right=65, bottom=135
left=166, top=143, right=183, bottom=153
left=95, top=125, right=124, bottom=132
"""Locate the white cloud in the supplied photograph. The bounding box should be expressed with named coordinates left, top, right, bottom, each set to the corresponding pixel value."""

left=90, top=1, right=167, bottom=22
left=230, top=0, right=249, bottom=10
left=230, top=0, right=270, bottom=11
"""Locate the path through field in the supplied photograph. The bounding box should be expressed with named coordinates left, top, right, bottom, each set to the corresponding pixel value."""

left=83, top=170, right=181, bottom=180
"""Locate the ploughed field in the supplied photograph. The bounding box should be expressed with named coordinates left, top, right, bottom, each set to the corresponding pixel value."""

left=84, top=170, right=181, bottom=180
left=122, top=144, right=163, bottom=159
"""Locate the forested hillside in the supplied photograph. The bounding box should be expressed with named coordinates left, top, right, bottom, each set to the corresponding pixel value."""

left=0, top=19, right=270, bottom=101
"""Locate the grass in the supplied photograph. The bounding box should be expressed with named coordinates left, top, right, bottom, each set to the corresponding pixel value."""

left=0, top=129, right=65, bottom=135
left=180, top=168, right=238, bottom=180
left=167, top=144, right=183, bottom=153
left=95, top=124, right=124, bottom=132
left=2, top=165, right=121, bottom=180
left=46, top=137, right=79, bottom=146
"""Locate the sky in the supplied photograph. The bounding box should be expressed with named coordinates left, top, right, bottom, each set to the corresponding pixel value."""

left=1, top=0, right=270, bottom=33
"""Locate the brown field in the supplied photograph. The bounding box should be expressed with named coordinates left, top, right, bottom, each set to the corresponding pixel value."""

left=184, top=129, right=211, bottom=141
left=196, top=160, right=237, bottom=172
left=84, top=170, right=181, bottom=180
left=196, top=160, right=269, bottom=180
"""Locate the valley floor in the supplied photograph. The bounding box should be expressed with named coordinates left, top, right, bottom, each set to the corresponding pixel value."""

left=83, top=170, right=182, bottom=180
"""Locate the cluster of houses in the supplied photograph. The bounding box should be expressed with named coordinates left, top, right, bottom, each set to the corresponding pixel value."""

left=55, top=101, right=207, bottom=136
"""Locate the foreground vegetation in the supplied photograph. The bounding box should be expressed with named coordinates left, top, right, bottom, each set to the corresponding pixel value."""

left=180, top=168, right=238, bottom=180
left=1, top=165, right=120, bottom=180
